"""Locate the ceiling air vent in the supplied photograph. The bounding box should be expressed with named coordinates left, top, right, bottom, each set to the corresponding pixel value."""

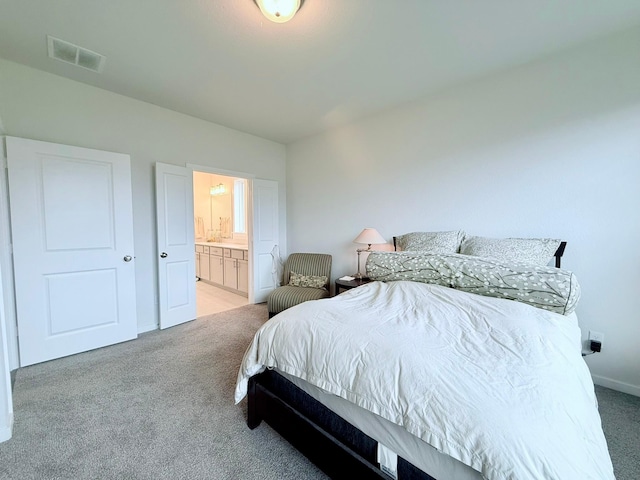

left=47, top=35, right=105, bottom=73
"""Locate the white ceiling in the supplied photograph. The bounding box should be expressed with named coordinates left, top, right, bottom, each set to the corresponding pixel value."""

left=1, top=1, right=640, bottom=144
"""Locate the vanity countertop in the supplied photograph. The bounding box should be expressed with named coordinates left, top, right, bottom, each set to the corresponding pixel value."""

left=195, top=242, right=248, bottom=250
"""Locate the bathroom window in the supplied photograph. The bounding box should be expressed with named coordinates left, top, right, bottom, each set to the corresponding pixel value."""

left=233, top=179, right=247, bottom=235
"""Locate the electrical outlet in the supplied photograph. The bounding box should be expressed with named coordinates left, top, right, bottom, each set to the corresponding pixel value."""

left=589, top=331, right=604, bottom=343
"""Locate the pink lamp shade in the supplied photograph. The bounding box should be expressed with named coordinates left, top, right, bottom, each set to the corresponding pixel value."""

left=353, top=228, right=386, bottom=249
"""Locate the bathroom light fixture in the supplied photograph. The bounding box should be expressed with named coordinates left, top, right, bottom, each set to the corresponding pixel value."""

left=210, top=184, right=226, bottom=196
left=254, top=0, right=302, bottom=23
left=353, top=228, right=386, bottom=279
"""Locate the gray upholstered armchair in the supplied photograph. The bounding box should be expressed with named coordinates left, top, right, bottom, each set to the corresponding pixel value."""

left=267, top=253, right=332, bottom=317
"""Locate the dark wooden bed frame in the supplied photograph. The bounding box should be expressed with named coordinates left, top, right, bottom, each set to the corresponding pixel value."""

left=248, top=370, right=430, bottom=480
left=246, top=241, right=568, bottom=479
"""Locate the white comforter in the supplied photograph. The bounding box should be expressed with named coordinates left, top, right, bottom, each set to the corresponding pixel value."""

left=235, top=281, right=614, bottom=480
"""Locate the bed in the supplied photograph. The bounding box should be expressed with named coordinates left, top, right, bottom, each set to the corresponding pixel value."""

left=235, top=234, right=614, bottom=479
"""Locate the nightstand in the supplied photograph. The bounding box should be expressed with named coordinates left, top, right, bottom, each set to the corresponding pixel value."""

left=334, top=278, right=373, bottom=295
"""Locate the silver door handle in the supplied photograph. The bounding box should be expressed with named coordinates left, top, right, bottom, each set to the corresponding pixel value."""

left=123, top=255, right=133, bottom=262
left=160, top=252, right=168, bottom=258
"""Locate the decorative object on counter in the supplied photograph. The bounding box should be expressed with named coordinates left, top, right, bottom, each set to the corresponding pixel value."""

left=205, top=229, right=218, bottom=243
left=352, top=228, right=386, bottom=279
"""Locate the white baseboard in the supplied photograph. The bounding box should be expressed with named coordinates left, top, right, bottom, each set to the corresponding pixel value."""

left=137, top=323, right=158, bottom=334
left=0, top=412, right=13, bottom=443
left=592, top=374, right=640, bottom=397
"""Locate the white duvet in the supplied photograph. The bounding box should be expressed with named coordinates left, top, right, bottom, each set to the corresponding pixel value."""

left=235, top=281, right=614, bottom=480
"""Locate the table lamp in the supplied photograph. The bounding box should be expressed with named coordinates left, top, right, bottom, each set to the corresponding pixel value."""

left=353, top=228, right=386, bottom=279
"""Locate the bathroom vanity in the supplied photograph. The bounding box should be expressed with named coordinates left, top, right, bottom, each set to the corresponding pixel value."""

left=195, top=242, right=249, bottom=296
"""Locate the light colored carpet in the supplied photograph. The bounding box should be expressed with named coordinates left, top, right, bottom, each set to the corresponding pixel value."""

left=0, top=304, right=326, bottom=480
left=595, top=384, right=640, bottom=480
left=0, top=304, right=637, bottom=479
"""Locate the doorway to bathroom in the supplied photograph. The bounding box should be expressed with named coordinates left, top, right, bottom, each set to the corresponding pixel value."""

left=193, top=171, right=249, bottom=317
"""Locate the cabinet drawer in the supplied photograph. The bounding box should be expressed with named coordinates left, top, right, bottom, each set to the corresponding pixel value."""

left=202, top=246, right=210, bottom=254
left=195, top=245, right=205, bottom=253
left=223, top=248, right=231, bottom=257
left=231, top=249, right=244, bottom=260
left=243, top=250, right=249, bottom=261
left=209, top=246, right=223, bottom=256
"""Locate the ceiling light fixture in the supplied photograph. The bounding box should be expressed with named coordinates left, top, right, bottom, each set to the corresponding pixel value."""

left=254, top=0, right=302, bottom=23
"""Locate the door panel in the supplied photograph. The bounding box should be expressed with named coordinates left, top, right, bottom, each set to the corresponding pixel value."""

left=166, top=261, right=191, bottom=309
left=6, top=137, right=137, bottom=367
left=155, top=163, right=196, bottom=329
left=252, top=179, right=279, bottom=303
left=46, top=269, right=118, bottom=334
left=41, top=157, right=114, bottom=250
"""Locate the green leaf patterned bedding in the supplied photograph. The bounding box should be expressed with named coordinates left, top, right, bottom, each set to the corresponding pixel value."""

left=366, top=251, right=580, bottom=315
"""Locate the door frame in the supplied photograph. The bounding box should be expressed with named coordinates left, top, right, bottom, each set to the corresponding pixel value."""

left=0, top=141, right=18, bottom=371
left=187, top=164, right=256, bottom=304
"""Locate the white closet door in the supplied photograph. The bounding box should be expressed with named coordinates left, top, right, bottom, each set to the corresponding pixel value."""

left=251, top=179, right=279, bottom=303
left=6, top=137, right=137, bottom=367
left=155, top=163, right=196, bottom=329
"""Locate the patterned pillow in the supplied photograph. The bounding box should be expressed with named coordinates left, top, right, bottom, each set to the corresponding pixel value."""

left=460, top=236, right=562, bottom=266
left=289, top=271, right=328, bottom=290
left=366, top=251, right=580, bottom=315
left=395, top=230, right=465, bottom=253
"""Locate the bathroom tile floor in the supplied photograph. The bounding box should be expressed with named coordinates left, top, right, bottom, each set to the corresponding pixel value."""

left=196, top=280, right=249, bottom=317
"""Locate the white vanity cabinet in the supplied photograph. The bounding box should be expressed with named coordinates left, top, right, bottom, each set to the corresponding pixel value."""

left=209, top=246, right=224, bottom=286
left=237, top=252, right=249, bottom=294
left=223, top=248, right=248, bottom=294
left=196, top=245, right=210, bottom=281
left=195, top=243, right=248, bottom=297
left=223, top=256, right=237, bottom=289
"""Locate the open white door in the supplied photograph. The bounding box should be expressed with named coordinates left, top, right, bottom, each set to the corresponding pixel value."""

left=0, top=265, right=13, bottom=442
left=251, top=179, right=279, bottom=303
left=155, top=163, right=196, bottom=329
left=7, top=137, right=138, bottom=367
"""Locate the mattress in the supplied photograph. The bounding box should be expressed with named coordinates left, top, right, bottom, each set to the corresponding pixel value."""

left=279, top=370, right=482, bottom=480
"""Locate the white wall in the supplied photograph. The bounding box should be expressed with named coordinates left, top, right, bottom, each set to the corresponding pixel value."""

left=287, top=27, right=640, bottom=395
left=0, top=58, right=287, bottom=350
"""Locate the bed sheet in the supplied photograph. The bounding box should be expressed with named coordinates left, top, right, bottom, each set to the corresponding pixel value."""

left=237, top=281, right=614, bottom=479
